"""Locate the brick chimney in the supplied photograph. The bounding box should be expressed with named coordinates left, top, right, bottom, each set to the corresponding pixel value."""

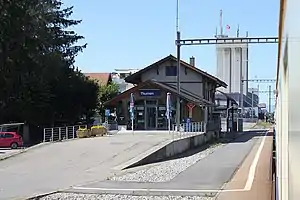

left=190, top=56, right=195, bottom=67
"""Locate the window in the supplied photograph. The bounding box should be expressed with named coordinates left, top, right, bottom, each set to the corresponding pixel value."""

left=4, top=133, right=14, bottom=138
left=165, top=66, right=177, bottom=76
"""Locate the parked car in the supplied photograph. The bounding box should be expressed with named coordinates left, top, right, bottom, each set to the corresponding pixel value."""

left=0, top=132, right=23, bottom=149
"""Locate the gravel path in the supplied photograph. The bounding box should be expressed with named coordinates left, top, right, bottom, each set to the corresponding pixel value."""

left=110, top=143, right=224, bottom=183
left=40, top=193, right=215, bottom=200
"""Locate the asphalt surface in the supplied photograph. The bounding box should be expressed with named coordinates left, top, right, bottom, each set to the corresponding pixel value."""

left=0, top=148, right=22, bottom=160
left=67, top=131, right=265, bottom=196
left=0, top=133, right=176, bottom=200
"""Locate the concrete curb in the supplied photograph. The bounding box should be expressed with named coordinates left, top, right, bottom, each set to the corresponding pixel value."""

left=0, top=142, right=49, bottom=161
left=25, top=191, right=59, bottom=200
left=112, top=133, right=204, bottom=171
left=112, top=139, right=172, bottom=171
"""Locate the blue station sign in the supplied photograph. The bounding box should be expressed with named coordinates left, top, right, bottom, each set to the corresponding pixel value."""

left=139, top=89, right=161, bottom=97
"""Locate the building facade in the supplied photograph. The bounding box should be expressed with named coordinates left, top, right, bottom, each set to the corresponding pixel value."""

left=216, top=43, right=249, bottom=95
left=104, top=55, right=227, bottom=130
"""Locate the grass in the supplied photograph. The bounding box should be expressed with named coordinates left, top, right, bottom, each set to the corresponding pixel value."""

left=254, top=121, right=273, bottom=129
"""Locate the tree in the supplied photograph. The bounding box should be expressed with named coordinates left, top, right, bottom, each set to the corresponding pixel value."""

left=0, top=0, right=99, bottom=129
left=98, top=82, right=119, bottom=117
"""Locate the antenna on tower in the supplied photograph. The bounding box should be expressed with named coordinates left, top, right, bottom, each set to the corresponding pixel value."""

left=176, top=0, right=179, bottom=32
left=220, top=9, right=223, bottom=36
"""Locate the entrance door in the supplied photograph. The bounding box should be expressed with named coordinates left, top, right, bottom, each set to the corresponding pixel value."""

left=146, top=106, right=157, bottom=129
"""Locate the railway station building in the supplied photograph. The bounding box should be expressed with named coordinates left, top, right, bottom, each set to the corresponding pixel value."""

left=104, top=55, right=227, bottom=130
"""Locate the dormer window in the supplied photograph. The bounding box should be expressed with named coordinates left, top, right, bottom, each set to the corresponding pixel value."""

left=165, top=66, right=177, bottom=76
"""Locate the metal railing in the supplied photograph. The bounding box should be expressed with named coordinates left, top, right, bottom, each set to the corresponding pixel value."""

left=172, top=122, right=205, bottom=133
left=43, top=125, right=87, bottom=142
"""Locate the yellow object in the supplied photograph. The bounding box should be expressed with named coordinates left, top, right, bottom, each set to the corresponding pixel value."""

left=90, top=125, right=107, bottom=136
left=76, top=128, right=90, bottom=138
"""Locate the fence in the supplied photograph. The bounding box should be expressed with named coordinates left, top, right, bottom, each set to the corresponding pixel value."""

left=43, top=125, right=87, bottom=142
left=172, top=122, right=205, bottom=133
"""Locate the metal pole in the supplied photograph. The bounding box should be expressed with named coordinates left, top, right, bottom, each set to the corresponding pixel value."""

left=176, top=31, right=181, bottom=132
left=229, top=48, right=232, bottom=93
left=246, top=31, right=249, bottom=95
left=251, top=91, right=254, bottom=119
left=58, top=127, right=61, bottom=141
left=43, top=128, right=46, bottom=142
left=240, top=48, right=244, bottom=113
left=176, top=0, right=179, bottom=31
left=269, top=85, right=272, bottom=113
left=257, top=84, right=260, bottom=103
left=176, top=31, right=180, bottom=132
left=66, top=127, right=68, bottom=140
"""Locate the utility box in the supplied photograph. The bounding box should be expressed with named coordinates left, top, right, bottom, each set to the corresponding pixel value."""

left=237, top=118, right=243, bottom=132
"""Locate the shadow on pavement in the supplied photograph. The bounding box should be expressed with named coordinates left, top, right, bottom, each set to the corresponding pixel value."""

left=144, top=130, right=268, bottom=166
left=219, top=130, right=267, bottom=144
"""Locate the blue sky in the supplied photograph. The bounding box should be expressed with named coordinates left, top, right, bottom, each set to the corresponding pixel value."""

left=63, top=0, right=279, bottom=106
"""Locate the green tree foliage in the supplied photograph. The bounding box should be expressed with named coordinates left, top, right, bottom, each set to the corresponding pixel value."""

left=98, top=82, right=119, bottom=117
left=0, top=0, right=99, bottom=126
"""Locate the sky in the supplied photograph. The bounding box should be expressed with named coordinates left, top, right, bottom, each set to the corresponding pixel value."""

left=62, top=0, right=279, bottom=106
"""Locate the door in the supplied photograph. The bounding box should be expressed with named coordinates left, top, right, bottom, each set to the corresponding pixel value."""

left=0, top=133, right=4, bottom=147
left=146, top=107, right=157, bottom=129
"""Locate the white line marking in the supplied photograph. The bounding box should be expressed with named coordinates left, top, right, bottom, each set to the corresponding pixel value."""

left=244, top=131, right=268, bottom=190
left=71, top=186, right=244, bottom=193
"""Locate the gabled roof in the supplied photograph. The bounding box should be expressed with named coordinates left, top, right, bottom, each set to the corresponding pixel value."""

left=124, top=54, right=227, bottom=88
left=104, top=79, right=213, bottom=106
left=84, top=73, right=112, bottom=86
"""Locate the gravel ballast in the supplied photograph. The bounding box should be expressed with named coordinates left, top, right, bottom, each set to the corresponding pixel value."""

left=110, top=143, right=224, bottom=183
left=40, top=193, right=215, bottom=200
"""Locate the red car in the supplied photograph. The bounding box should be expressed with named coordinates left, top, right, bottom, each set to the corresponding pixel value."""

left=0, top=132, right=23, bottom=149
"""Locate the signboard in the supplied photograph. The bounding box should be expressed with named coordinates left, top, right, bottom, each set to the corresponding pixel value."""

left=187, top=103, right=195, bottom=118
left=165, top=92, right=171, bottom=133
left=187, top=103, right=195, bottom=109
left=165, top=92, right=171, bottom=120
left=130, top=93, right=134, bottom=120
left=130, top=102, right=134, bottom=108
left=105, top=109, right=110, bottom=117
left=139, top=89, right=161, bottom=97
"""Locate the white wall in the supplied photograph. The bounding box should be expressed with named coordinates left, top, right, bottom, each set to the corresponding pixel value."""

left=216, top=43, right=248, bottom=95
left=276, top=0, right=300, bottom=199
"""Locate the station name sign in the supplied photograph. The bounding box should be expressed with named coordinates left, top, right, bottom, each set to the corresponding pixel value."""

left=139, top=89, right=161, bottom=97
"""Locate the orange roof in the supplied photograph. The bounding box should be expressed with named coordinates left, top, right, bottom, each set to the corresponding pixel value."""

left=84, top=73, right=111, bottom=85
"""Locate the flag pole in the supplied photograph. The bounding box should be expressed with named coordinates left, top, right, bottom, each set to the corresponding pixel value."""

left=166, top=92, right=171, bottom=135
left=130, top=93, right=134, bottom=135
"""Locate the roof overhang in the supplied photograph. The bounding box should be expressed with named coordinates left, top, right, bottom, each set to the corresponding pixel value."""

left=104, top=79, right=214, bottom=107
left=215, top=90, right=238, bottom=105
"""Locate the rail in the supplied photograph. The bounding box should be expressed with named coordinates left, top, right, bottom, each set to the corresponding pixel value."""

left=43, top=125, right=87, bottom=142
left=173, top=122, right=205, bottom=133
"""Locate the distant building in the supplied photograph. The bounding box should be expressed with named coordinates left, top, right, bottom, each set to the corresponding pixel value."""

left=111, top=69, right=140, bottom=93
left=84, top=73, right=112, bottom=86
left=248, top=87, right=259, bottom=105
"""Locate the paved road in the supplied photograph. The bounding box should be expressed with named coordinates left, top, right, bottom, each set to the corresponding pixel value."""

left=216, top=130, right=273, bottom=200
left=0, top=132, right=178, bottom=200
left=0, top=148, right=23, bottom=160
left=67, top=131, right=266, bottom=196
